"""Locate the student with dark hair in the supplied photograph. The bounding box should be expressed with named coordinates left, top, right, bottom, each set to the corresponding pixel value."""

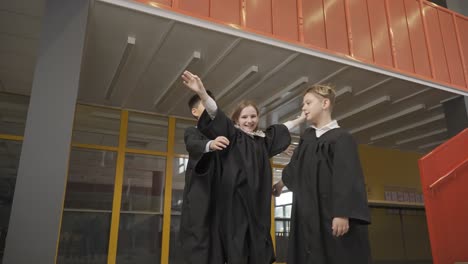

left=179, top=90, right=230, bottom=263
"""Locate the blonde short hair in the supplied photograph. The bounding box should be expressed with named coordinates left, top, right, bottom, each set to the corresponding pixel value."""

left=305, top=84, right=336, bottom=110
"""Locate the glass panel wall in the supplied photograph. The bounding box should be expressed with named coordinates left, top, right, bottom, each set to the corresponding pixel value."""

left=169, top=157, right=188, bottom=264
left=116, top=154, right=166, bottom=264
left=127, top=112, right=168, bottom=152
left=0, top=140, right=22, bottom=262
left=57, top=148, right=117, bottom=263
left=274, top=189, right=292, bottom=263
left=169, top=119, right=194, bottom=263
left=57, top=212, right=110, bottom=264
left=72, top=105, right=121, bottom=147
left=0, top=93, right=29, bottom=136
left=173, top=119, right=196, bottom=155
left=64, top=148, right=117, bottom=210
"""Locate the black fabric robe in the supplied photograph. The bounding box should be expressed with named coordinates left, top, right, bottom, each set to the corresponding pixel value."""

left=179, top=126, right=219, bottom=263
left=282, top=127, right=371, bottom=264
left=198, top=109, right=291, bottom=264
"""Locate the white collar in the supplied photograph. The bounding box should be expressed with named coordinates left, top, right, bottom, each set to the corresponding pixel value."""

left=311, top=120, right=340, bottom=138
left=234, top=125, right=266, bottom=138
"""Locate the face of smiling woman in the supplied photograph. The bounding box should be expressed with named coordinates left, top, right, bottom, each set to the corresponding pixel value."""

left=236, top=105, right=258, bottom=133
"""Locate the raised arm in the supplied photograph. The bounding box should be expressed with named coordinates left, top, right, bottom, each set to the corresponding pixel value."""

left=182, top=71, right=217, bottom=119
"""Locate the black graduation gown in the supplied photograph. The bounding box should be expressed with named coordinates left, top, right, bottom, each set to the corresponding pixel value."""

left=179, top=126, right=220, bottom=263
left=198, top=109, right=291, bottom=264
left=282, top=127, right=371, bottom=264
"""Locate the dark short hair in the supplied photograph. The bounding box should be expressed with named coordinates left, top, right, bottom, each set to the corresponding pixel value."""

left=188, top=90, right=215, bottom=110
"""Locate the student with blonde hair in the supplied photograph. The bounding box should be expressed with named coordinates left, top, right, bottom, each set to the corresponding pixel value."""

left=273, top=84, right=371, bottom=264
left=181, top=70, right=304, bottom=264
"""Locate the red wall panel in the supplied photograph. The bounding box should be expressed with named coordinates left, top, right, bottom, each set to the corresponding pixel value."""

left=456, top=16, right=468, bottom=89
left=246, top=0, right=272, bottom=34
left=211, top=0, right=241, bottom=25
left=404, top=0, right=431, bottom=77
left=272, top=0, right=298, bottom=41
left=323, top=0, right=349, bottom=55
left=302, top=0, right=326, bottom=49
left=422, top=3, right=451, bottom=83
left=178, top=0, right=210, bottom=17
left=347, top=0, right=373, bottom=62
left=387, top=0, right=415, bottom=73
left=367, top=0, right=393, bottom=67
left=419, top=129, right=468, bottom=264
left=438, top=10, right=466, bottom=87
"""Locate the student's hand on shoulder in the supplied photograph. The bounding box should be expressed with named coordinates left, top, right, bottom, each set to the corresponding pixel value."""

left=210, top=136, right=230, bottom=151
left=272, top=181, right=284, bottom=197
left=283, top=145, right=294, bottom=156
left=181, top=71, right=205, bottom=94
left=332, top=217, right=349, bottom=237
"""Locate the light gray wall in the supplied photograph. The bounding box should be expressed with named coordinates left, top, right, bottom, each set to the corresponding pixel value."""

left=447, top=0, right=468, bottom=16
left=443, top=96, right=468, bottom=138
left=3, top=0, right=89, bottom=263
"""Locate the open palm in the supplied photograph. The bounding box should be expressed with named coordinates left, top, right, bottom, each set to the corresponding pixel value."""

left=182, top=70, right=205, bottom=94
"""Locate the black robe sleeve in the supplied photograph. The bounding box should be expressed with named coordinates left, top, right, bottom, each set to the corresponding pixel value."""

left=332, top=132, right=371, bottom=224
left=281, top=140, right=302, bottom=192
left=184, top=127, right=210, bottom=157
left=263, top=124, right=291, bottom=158
left=197, top=109, right=237, bottom=142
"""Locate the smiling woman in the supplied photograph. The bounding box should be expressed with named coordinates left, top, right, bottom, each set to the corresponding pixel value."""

left=180, top=70, right=307, bottom=264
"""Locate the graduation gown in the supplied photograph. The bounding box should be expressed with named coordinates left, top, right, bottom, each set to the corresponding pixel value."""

left=179, top=126, right=220, bottom=263
left=198, top=109, right=291, bottom=264
left=282, top=127, right=371, bottom=264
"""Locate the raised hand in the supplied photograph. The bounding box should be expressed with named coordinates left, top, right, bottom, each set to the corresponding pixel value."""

left=283, top=145, right=295, bottom=157
left=209, top=136, right=230, bottom=151
left=181, top=71, right=206, bottom=95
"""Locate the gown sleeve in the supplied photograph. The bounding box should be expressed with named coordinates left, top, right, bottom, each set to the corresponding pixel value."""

left=281, top=139, right=302, bottom=192
left=264, top=124, right=291, bottom=158
left=197, top=109, right=237, bottom=142
left=331, top=132, right=371, bottom=224
left=184, top=127, right=210, bottom=157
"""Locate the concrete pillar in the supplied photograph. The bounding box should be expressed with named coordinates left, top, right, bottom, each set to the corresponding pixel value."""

left=3, top=0, right=89, bottom=263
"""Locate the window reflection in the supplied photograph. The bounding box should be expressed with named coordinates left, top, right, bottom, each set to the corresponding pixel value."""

left=116, top=214, right=162, bottom=264
left=0, top=140, right=22, bottom=261
left=169, top=157, right=188, bottom=264
left=72, top=105, right=120, bottom=147
left=0, top=93, right=29, bottom=136
left=127, top=112, right=168, bottom=152
left=121, top=154, right=166, bottom=212
left=65, top=148, right=117, bottom=210
left=57, top=212, right=111, bottom=264
left=174, top=119, right=196, bottom=155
